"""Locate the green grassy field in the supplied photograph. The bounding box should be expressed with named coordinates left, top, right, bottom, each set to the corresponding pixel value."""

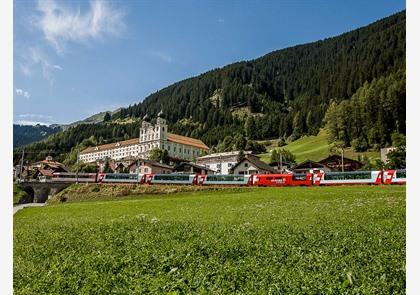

left=14, top=186, right=405, bottom=294
left=258, top=129, right=380, bottom=164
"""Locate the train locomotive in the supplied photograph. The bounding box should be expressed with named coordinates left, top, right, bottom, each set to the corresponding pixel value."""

left=51, top=169, right=406, bottom=186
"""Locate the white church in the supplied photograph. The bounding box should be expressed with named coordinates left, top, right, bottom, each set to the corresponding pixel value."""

left=79, top=113, right=209, bottom=163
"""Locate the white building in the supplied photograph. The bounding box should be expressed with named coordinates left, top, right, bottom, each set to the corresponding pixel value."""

left=230, top=155, right=277, bottom=175
left=196, top=151, right=253, bottom=174
left=79, top=116, right=209, bottom=163
left=381, top=147, right=396, bottom=163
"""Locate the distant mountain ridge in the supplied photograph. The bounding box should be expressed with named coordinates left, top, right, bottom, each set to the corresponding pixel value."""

left=51, top=108, right=122, bottom=130
left=14, top=108, right=122, bottom=147
left=13, top=124, right=62, bottom=148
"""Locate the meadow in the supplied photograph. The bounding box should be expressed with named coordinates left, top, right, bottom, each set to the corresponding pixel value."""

left=258, top=129, right=380, bottom=164
left=14, top=186, right=405, bottom=294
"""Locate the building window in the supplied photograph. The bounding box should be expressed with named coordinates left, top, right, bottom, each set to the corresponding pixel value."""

left=244, top=163, right=248, bottom=167
left=228, top=163, right=233, bottom=167
left=144, top=167, right=148, bottom=172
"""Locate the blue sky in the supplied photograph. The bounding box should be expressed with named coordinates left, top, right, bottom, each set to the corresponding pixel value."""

left=13, top=0, right=405, bottom=125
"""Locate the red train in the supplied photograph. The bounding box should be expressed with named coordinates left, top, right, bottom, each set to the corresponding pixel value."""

left=51, top=169, right=406, bottom=186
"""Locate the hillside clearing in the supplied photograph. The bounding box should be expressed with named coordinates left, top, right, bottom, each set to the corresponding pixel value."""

left=258, top=129, right=380, bottom=164
left=15, top=186, right=405, bottom=294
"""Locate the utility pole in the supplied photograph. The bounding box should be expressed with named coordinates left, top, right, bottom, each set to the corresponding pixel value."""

left=76, top=147, right=79, bottom=184
left=219, top=155, right=222, bottom=175
left=19, top=149, right=24, bottom=183
left=280, top=152, right=283, bottom=173
left=341, top=148, right=344, bottom=172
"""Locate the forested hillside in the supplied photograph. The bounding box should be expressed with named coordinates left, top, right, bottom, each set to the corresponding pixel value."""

left=13, top=11, right=405, bottom=165
left=13, top=124, right=61, bottom=148
left=113, top=11, right=405, bottom=146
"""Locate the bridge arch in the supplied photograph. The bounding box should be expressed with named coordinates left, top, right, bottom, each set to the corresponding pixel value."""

left=22, top=186, right=35, bottom=203
left=18, top=182, right=71, bottom=203
left=36, top=187, right=51, bottom=203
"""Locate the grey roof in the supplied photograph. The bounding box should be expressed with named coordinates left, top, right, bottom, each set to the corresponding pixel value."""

left=129, top=159, right=174, bottom=170
left=231, top=155, right=277, bottom=173
left=175, top=162, right=216, bottom=172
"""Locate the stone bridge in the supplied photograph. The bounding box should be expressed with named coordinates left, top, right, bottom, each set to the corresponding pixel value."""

left=18, top=182, right=71, bottom=203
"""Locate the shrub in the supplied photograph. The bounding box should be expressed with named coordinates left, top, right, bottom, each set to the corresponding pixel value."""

left=91, top=187, right=100, bottom=193
left=351, top=137, right=368, bottom=152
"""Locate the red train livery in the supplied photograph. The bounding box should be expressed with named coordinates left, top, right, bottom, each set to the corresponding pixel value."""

left=253, top=173, right=312, bottom=187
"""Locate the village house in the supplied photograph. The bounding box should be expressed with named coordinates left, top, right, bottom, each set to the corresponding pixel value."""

left=196, top=151, right=253, bottom=174
left=268, top=161, right=293, bottom=173
left=230, top=155, right=277, bottom=175
left=174, top=162, right=215, bottom=175
left=15, top=156, right=69, bottom=181
left=291, top=160, right=330, bottom=174
left=291, top=155, right=363, bottom=173
left=318, top=155, right=363, bottom=172
left=128, top=159, right=174, bottom=174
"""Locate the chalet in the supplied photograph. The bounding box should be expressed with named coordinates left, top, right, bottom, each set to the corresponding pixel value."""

left=29, top=157, right=69, bottom=181
left=291, top=160, right=330, bottom=174
left=268, top=161, right=293, bottom=172
left=230, top=155, right=277, bottom=175
left=32, top=156, right=69, bottom=172
left=128, top=159, right=174, bottom=174
left=174, top=162, right=215, bottom=175
left=319, top=155, right=363, bottom=172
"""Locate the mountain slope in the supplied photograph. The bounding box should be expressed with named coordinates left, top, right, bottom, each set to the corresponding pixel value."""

left=114, top=11, right=405, bottom=147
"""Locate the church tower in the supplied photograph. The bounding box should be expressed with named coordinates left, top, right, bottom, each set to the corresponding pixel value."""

left=156, top=110, right=167, bottom=141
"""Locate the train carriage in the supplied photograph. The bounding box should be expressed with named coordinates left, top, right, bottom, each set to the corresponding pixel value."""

left=198, top=174, right=253, bottom=186
left=313, top=171, right=382, bottom=185
left=146, top=173, right=198, bottom=185
left=51, top=172, right=98, bottom=183
left=253, top=173, right=312, bottom=187
left=100, top=173, right=144, bottom=183
left=383, top=169, right=406, bottom=184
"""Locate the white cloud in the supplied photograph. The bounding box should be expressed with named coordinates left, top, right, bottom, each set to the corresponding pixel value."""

left=15, top=114, right=55, bottom=126
left=14, top=120, right=50, bottom=126
left=19, top=63, right=32, bottom=77
left=18, top=114, right=53, bottom=120
left=217, top=18, right=225, bottom=23
left=36, top=0, right=126, bottom=53
left=26, top=47, right=63, bottom=84
left=15, top=88, right=30, bottom=99
left=148, top=50, right=173, bottom=64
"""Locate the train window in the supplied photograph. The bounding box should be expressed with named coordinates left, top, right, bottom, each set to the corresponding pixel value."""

left=154, top=174, right=190, bottom=181
left=324, top=172, right=371, bottom=180
left=396, top=170, right=406, bottom=178
left=206, top=175, right=245, bottom=182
